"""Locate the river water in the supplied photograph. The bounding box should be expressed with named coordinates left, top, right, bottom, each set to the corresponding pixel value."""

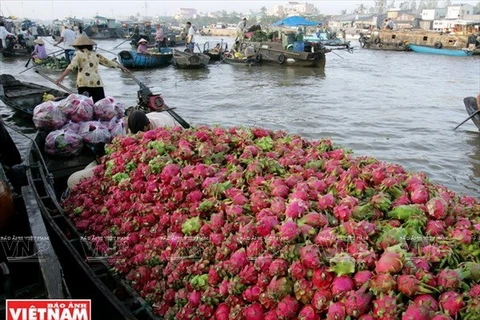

left=1, top=36, right=479, bottom=197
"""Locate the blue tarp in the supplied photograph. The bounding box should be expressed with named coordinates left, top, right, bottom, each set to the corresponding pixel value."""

left=272, top=16, right=318, bottom=27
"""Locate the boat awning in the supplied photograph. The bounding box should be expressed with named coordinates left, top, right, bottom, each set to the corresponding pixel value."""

left=273, top=16, right=318, bottom=27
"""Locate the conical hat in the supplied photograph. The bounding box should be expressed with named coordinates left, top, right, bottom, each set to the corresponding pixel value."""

left=137, top=38, right=148, bottom=44
left=34, top=38, right=44, bottom=45
left=72, top=35, right=97, bottom=46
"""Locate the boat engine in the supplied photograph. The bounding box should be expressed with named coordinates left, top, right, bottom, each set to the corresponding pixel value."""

left=136, top=83, right=166, bottom=113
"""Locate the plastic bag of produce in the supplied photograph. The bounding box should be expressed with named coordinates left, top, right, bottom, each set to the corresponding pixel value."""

left=94, top=96, right=126, bottom=121
left=59, top=93, right=94, bottom=122
left=44, top=129, right=84, bottom=156
left=33, top=101, right=67, bottom=130
left=108, top=117, right=126, bottom=138
left=78, top=121, right=111, bottom=144
left=61, top=121, right=81, bottom=134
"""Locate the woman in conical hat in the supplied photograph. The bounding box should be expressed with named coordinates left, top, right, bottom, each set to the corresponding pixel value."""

left=136, top=38, right=155, bottom=54
left=55, top=35, right=130, bottom=103
left=32, top=38, right=47, bottom=59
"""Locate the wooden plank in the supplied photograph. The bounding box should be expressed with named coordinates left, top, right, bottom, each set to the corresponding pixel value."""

left=21, top=185, right=66, bottom=299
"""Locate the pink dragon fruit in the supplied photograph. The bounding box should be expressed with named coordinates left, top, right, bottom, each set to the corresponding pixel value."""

left=426, top=197, right=448, bottom=219
left=331, top=275, right=355, bottom=298
left=318, top=194, right=336, bottom=211
left=372, top=294, right=398, bottom=319
left=311, top=289, right=332, bottom=312
left=269, top=259, right=289, bottom=277
left=414, top=294, right=439, bottom=312
left=375, top=250, right=403, bottom=274
left=289, top=261, right=307, bottom=280
left=310, top=267, right=333, bottom=290
left=397, top=275, right=433, bottom=297
left=276, top=296, right=300, bottom=319
left=299, top=244, right=321, bottom=269
left=326, top=302, right=346, bottom=320
left=438, top=291, right=465, bottom=317
left=297, top=305, right=319, bottom=320
left=354, top=270, right=373, bottom=288
left=278, top=220, right=301, bottom=242
left=244, top=303, right=265, bottom=320
left=402, top=304, right=432, bottom=320
left=344, top=289, right=372, bottom=318
left=285, top=200, right=309, bottom=219
left=369, top=273, right=397, bottom=294
left=410, top=186, right=429, bottom=204
left=436, top=269, right=466, bottom=290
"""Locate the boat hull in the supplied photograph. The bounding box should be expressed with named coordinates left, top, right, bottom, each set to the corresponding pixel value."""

left=408, top=44, right=473, bottom=56
left=26, top=133, right=159, bottom=319
left=0, top=74, right=68, bottom=115
left=118, top=49, right=172, bottom=69
left=172, top=50, right=210, bottom=69
left=464, top=97, right=480, bottom=131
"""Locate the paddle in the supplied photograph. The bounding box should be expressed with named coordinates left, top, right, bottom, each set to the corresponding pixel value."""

left=34, top=70, right=75, bottom=93
left=112, top=39, right=129, bottom=50
left=453, top=110, right=480, bottom=131
left=18, top=64, right=36, bottom=75
left=96, top=47, right=118, bottom=56
left=25, top=57, right=32, bottom=67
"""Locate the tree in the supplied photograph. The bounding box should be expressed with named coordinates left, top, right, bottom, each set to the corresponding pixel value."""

left=374, top=0, right=388, bottom=13
left=474, top=1, right=480, bottom=13
left=340, top=9, right=347, bottom=15
left=260, top=6, right=267, bottom=16
left=418, top=0, right=427, bottom=12
left=356, top=3, right=367, bottom=14
left=444, top=0, right=452, bottom=6
left=399, top=1, right=410, bottom=9
left=388, top=0, right=396, bottom=9
left=426, top=0, right=438, bottom=9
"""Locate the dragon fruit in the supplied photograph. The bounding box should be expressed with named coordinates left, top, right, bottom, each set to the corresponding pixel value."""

left=326, top=302, right=346, bottom=320
left=439, top=291, right=465, bottom=317
left=62, top=126, right=480, bottom=319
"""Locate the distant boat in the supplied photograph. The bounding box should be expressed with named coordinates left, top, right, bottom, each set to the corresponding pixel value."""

left=117, top=48, right=173, bottom=69
left=172, top=49, right=210, bottom=69
left=407, top=44, right=473, bottom=57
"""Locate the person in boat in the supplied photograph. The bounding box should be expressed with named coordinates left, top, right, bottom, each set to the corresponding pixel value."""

left=31, top=38, right=47, bottom=60
left=55, top=35, right=130, bottom=103
left=212, top=43, right=221, bottom=53
left=236, top=18, right=247, bottom=41
left=126, top=110, right=179, bottom=134
left=136, top=38, right=155, bottom=54
left=0, top=21, right=14, bottom=49
left=66, top=142, right=105, bottom=190
left=185, top=22, right=195, bottom=53
left=155, top=24, right=166, bottom=48
left=54, top=25, right=77, bottom=63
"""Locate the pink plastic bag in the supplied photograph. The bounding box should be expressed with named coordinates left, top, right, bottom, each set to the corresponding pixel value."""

left=44, top=129, right=84, bottom=156
left=33, top=101, right=67, bottom=130
left=108, top=117, right=126, bottom=138
left=78, top=121, right=112, bottom=144
left=61, top=121, right=81, bottom=134
left=59, top=93, right=94, bottom=122
left=94, top=96, right=126, bottom=121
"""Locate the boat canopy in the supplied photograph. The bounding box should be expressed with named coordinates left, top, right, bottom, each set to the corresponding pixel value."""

left=273, top=16, right=318, bottom=27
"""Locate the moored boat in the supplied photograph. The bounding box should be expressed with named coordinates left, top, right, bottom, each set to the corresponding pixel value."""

left=242, top=41, right=327, bottom=68
left=223, top=55, right=260, bottom=67
left=464, top=96, right=480, bottom=131
left=0, top=74, right=68, bottom=115
left=1, top=35, right=34, bottom=57
left=359, top=33, right=409, bottom=51
left=0, top=125, right=69, bottom=303
left=172, top=49, right=210, bottom=69
left=117, top=48, right=173, bottom=69
left=408, top=44, right=473, bottom=56
left=26, top=133, right=160, bottom=319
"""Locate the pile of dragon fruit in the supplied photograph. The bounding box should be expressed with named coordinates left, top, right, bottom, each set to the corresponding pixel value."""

left=63, top=126, right=480, bottom=320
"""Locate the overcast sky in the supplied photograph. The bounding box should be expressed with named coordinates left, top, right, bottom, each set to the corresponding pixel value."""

left=1, top=0, right=478, bottom=20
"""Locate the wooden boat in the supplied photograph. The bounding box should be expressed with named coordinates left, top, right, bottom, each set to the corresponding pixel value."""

left=0, top=134, right=69, bottom=304
left=242, top=41, right=327, bottom=68
left=0, top=74, right=68, bottom=116
left=1, top=35, right=34, bottom=57
left=26, top=132, right=160, bottom=319
left=172, top=49, right=210, bottom=69
left=408, top=44, right=473, bottom=56
left=202, top=42, right=228, bottom=61
left=359, top=34, right=409, bottom=51
left=223, top=55, right=260, bottom=67
left=118, top=49, right=173, bottom=69
left=33, top=57, right=69, bottom=73
left=464, top=97, right=480, bottom=131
